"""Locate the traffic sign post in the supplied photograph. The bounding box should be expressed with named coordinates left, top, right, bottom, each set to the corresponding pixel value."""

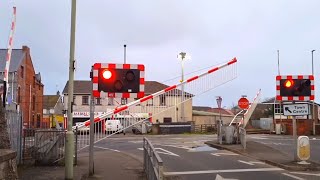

left=283, top=102, right=310, bottom=162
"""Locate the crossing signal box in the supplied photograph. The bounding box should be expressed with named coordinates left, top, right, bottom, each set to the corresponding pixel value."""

left=92, top=63, right=145, bottom=99
left=276, top=75, right=314, bottom=101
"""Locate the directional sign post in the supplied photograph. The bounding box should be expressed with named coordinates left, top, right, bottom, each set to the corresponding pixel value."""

left=283, top=104, right=309, bottom=116
left=283, top=103, right=310, bottom=161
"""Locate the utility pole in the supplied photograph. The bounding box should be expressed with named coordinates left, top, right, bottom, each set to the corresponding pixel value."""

left=311, top=50, right=315, bottom=135
left=89, top=71, right=95, bottom=175
left=65, top=0, right=77, bottom=179
left=124, top=44, right=127, bottom=64
left=293, top=115, right=298, bottom=161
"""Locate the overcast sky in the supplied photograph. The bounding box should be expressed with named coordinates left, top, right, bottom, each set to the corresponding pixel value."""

left=1, top=0, right=320, bottom=108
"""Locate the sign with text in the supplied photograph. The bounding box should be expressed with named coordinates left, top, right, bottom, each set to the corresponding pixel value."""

left=283, top=104, right=309, bottom=116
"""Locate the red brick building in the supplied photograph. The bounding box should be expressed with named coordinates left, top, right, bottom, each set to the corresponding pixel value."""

left=0, top=46, right=44, bottom=128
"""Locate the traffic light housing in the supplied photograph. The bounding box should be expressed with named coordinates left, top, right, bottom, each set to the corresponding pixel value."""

left=92, top=63, right=145, bottom=98
left=98, top=68, right=140, bottom=93
left=276, top=75, right=314, bottom=101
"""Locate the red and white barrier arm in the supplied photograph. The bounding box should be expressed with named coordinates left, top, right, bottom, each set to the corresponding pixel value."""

left=3, top=7, right=17, bottom=98
left=74, top=57, right=237, bottom=129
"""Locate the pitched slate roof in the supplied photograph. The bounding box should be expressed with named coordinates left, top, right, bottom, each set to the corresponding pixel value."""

left=0, top=49, right=25, bottom=72
left=193, top=106, right=212, bottom=112
left=43, top=95, right=60, bottom=109
left=62, top=80, right=191, bottom=96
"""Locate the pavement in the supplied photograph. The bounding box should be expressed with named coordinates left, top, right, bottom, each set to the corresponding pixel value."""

left=205, top=139, right=320, bottom=171
left=18, top=150, right=146, bottom=180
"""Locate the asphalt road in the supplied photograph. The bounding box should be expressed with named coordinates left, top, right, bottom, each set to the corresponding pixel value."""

left=78, top=134, right=320, bottom=180
left=248, top=134, right=320, bottom=164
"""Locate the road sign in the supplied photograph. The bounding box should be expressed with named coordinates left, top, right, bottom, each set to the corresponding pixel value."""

left=297, top=136, right=310, bottom=161
left=238, top=97, right=249, bottom=109
left=283, top=104, right=309, bottom=116
left=216, top=96, right=222, bottom=108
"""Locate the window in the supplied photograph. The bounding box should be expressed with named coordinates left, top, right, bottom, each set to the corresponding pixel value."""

left=108, top=98, right=114, bottom=105
left=33, top=76, right=35, bottom=87
left=160, top=95, right=166, bottom=106
left=32, top=95, right=36, bottom=111
left=121, top=98, right=127, bottom=105
left=82, top=96, right=89, bottom=105
left=21, top=66, right=24, bottom=78
left=73, top=96, right=76, bottom=105
left=18, top=87, right=21, bottom=103
left=95, top=98, right=101, bottom=105
left=274, top=104, right=283, bottom=114
left=37, top=114, right=41, bottom=128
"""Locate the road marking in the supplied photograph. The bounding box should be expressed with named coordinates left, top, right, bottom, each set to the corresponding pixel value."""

left=155, top=144, right=192, bottom=150
left=211, top=152, right=238, bottom=157
left=215, top=174, right=238, bottom=180
left=163, top=168, right=283, bottom=176
left=250, top=137, right=269, bottom=140
left=94, top=146, right=120, bottom=152
left=282, top=173, right=305, bottom=180
left=238, top=160, right=265, bottom=166
left=290, top=172, right=320, bottom=177
left=137, top=147, right=180, bottom=157
left=129, top=140, right=143, bottom=143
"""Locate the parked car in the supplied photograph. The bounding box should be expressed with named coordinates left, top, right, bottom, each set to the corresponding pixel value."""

left=132, top=120, right=152, bottom=134
left=105, top=120, right=124, bottom=134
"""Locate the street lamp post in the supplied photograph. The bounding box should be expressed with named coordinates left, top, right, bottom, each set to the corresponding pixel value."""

left=312, top=50, right=315, bottom=135
left=177, top=52, right=189, bottom=122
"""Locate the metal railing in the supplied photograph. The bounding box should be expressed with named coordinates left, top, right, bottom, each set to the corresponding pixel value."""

left=194, top=124, right=216, bottom=133
left=6, top=110, right=22, bottom=164
left=143, top=137, right=164, bottom=180
left=32, top=130, right=66, bottom=165
left=239, top=127, right=246, bottom=149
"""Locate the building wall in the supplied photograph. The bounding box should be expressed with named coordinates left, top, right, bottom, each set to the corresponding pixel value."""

left=192, top=115, right=233, bottom=125
left=63, top=93, right=193, bottom=124
left=3, top=46, right=44, bottom=128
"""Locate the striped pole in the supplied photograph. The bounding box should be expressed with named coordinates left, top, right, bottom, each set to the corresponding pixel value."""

left=3, top=7, right=17, bottom=102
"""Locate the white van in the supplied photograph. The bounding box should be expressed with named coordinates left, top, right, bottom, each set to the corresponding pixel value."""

left=105, top=120, right=123, bottom=133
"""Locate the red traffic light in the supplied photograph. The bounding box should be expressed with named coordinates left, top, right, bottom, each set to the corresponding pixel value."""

left=284, top=80, right=294, bottom=88
left=102, top=69, right=112, bottom=80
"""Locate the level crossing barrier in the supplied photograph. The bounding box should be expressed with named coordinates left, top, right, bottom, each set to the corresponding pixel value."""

left=75, top=58, right=238, bottom=151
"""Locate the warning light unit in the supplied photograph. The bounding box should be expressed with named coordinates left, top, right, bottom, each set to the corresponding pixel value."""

left=92, top=63, right=145, bottom=99
left=276, top=75, right=314, bottom=101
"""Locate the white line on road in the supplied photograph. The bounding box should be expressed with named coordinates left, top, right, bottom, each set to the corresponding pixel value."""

left=137, top=147, right=180, bottom=157
left=238, top=160, right=254, bottom=165
left=282, top=173, right=305, bottom=180
left=215, top=174, right=238, bottom=180
left=211, top=152, right=238, bottom=157
left=155, top=144, right=192, bottom=150
left=238, top=160, right=265, bottom=166
left=163, top=168, right=283, bottom=176
left=94, top=146, right=120, bottom=152
left=290, top=172, right=320, bottom=177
